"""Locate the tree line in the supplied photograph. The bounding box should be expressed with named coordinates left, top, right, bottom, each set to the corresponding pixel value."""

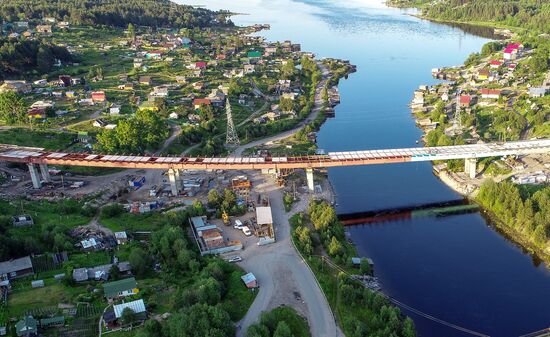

left=421, top=0, right=550, bottom=33
left=477, top=180, right=550, bottom=248
left=0, top=37, right=72, bottom=79
left=0, top=0, right=232, bottom=29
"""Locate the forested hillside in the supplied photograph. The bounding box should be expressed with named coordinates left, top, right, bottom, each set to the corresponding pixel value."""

left=0, top=38, right=72, bottom=77
left=389, top=0, right=550, bottom=33
left=0, top=0, right=231, bottom=28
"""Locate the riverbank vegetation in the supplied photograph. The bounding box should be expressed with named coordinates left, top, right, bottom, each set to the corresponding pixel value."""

left=246, top=306, right=311, bottom=337
left=388, top=0, right=550, bottom=33
left=289, top=201, right=416, bottom=337
left=477, top=180, right=550, bottom=258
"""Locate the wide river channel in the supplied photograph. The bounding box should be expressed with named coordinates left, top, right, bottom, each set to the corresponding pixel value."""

left=182, top=1, right=550, bottom=336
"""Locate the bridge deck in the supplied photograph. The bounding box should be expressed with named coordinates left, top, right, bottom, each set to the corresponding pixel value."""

left=0, top=139, right=549, bottom=170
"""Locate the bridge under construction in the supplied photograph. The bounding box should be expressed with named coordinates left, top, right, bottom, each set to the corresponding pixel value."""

left=1, top=139, right=550, bottom=195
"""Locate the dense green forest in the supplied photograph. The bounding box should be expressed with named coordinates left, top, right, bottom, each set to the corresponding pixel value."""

left=389, top=0, right=550, bottom=33
left=0, top=38, right=72, bottom=78
left=477, top=180, right=550, bottom=251
left=0, top=0, right=231, bottom=28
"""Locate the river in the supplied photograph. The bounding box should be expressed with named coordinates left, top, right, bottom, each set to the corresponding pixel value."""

left=180, top=1, right=550, bottom=336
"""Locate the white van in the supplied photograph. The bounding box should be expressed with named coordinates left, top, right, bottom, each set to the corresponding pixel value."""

left=242, top=226, right=252, bottom=236
left=234, top=219, right=243, bottom=229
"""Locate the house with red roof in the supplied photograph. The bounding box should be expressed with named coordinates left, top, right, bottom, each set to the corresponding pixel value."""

left=193, top=98, right=211, bottom=109
left=27, top=107, right=46, bottom=119
left=91, top=91, right=106, bottom=103
left=503, top=43, right=522, bottom=60
left=480, top=89, right=501, bottom=100
left=459, top=95, right=473, bottom=108
left=195, top=61, right=207, bottom=69
left=489, top=60, right=502, bottom=68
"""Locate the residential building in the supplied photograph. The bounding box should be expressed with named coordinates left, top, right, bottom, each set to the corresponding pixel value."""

left=12, top=215, right=34, bottom=227
left=36, top=25, right=52, bottom=34
left=480, top=88, right=501, bottom=99
left=139, top=76, right=152, bottom=86
left=0, top=256, right=34, bottom=280
left=231, top=176, right=251, bottom=201
left=114, top=231, right=128, bottom=245
left=91, top=91, right=106, bottom=103
left=15, top=316, right=37, bottom=337
left=530, top=87, right=547, bottom=98
left=103, top=277, right=138, bottom=300
left=193, top=98, right=211, bottom=109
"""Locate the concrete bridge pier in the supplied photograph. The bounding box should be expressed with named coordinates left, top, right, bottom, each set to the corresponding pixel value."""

left=306, top=168, right=315, bottom=192
left=28, top=164, right=41, bottom=189
left=39, top=164, right=51, bottom=183
left=168, top=169, right=180, bottom=196
left=464, top=158, right=477, bottom=179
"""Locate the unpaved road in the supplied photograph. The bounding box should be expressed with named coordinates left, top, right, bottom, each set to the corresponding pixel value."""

left=235, top=175, right=341, bottom=337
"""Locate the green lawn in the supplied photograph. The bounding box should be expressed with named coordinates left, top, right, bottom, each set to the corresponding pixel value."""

left=8, top=284, right=83, bottom=317
left=221, top=268, right=258, bottom=321
left=0, top=128, right=76, bottom=150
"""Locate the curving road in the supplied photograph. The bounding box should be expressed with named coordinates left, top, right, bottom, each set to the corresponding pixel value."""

left=236, top=177, right=341, bottom=337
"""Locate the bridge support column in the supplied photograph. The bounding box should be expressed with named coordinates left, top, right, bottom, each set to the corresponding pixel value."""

left=39, top=164, right=51, bottom=183
left=28, top=164, right=41, bottom=189
left=168, top=169, right=180, bottom=196
left=464, top=158, right=477, bottom=179
left=306, top=168, right=315, bottom=192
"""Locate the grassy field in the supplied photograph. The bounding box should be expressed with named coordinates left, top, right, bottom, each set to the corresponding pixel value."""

left=221, top=268, right=258, bottom=321
left=8, top=284, right=81, bottom=317
left=0, top=128, right=76, bottom=150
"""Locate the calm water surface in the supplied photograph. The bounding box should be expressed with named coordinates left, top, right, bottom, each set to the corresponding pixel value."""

left=181, top=1, right=550, bottom=335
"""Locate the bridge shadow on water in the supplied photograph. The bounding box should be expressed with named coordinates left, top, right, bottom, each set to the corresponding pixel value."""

left=338, top=199, right=480, bottom=226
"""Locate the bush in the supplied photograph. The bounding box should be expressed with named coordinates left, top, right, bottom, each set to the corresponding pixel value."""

left=101, top=203, right=125, bottom=218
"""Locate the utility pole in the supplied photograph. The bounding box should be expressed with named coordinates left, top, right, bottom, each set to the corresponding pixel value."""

left=225, top=99, right=240, bottom=147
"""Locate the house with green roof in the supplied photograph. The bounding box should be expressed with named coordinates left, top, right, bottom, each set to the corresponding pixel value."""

left=15, top=316, right=37, bottom=337
left=103, top=277, right=138, bottom=300
left=247, top=50, right=262, bottom=59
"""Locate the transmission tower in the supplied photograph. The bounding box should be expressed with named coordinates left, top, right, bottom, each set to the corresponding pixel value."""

left=225, top=99, right=240, bottom=147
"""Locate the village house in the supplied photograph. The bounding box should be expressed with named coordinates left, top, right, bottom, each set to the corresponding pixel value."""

left=27, top=107, right=47, bottom=119
left=207, top=90, right=226, bottom=107
left=0, top=256, right=34, bottom=280
left=145, top=50, right=163, bottom=59
left=103, top=299, right=147, bottom=328
left=194, top=61, right=207, bottom=69
left=57, top=21, right=69, bottom=29
left=459, top=95, right=474, bottom=108
left=530, top=87, right=547, bottom=98
left=12, top=215, right=34, bottom=227
left=192, top=81, right=205, bottom=90
left=31, top=100, right=54, bottom=110
left=477, top=69, right=490, bottom=81
left=115, top=231, right=128, bottom=245
left=15, top=316, right=37, bottom=337
left=103, top=277, right=138, bottom=300
left=139, top=76, right=152, bottom=86
left=36, top=24, right=52, bottom=34
left=91, top=91, right=106, bottom=103
left=169, top=112, right=179, bottom=119
left=176, top=76, right=186, bottom=84
left=110, top=105, right=121, bottom=115
left=489, top=60, right=502, bottom=68
left=480, top=88, right=501, bottom=100
left=150, top=86, right=169, bottom=98
left=58, top=75, right=72, bottom=87
left=193, top=98, right=211, bottom=110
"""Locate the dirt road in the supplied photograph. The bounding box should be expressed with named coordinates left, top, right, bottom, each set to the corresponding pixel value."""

left=236, top=175, right=341, bottom=337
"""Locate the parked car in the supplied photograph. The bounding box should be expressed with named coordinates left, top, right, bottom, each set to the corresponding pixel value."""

left=227, top=256, right=242, bottom=263
left=234, top=219, right=243, bottom=229
left=242, top=226, right=252, bottom=236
